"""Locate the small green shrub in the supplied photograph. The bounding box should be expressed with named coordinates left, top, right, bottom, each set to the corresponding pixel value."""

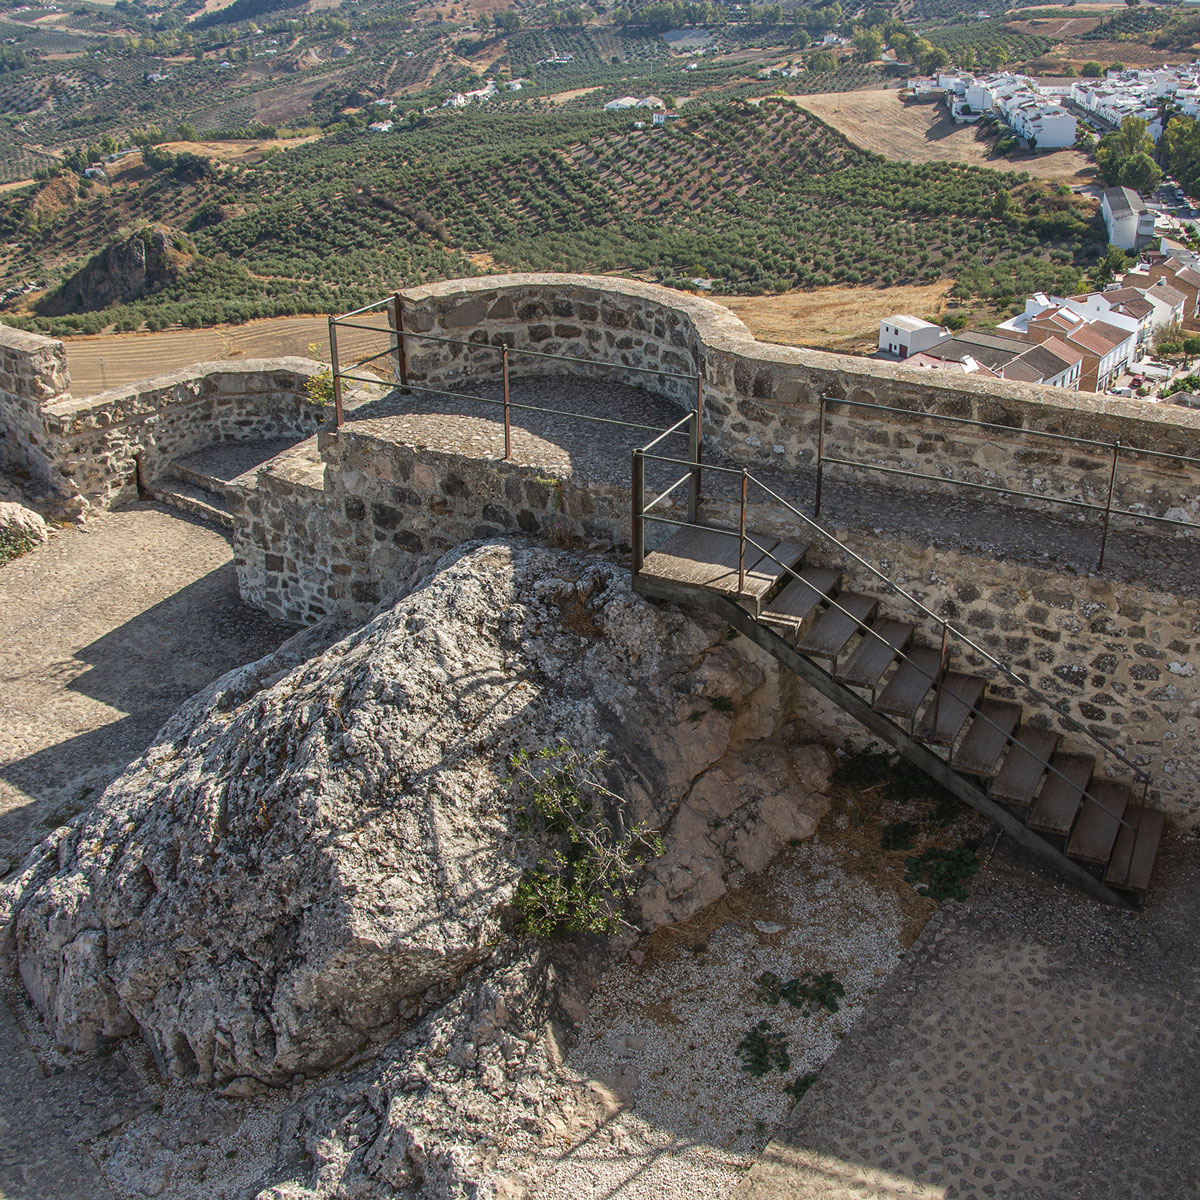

left=709, top=695, right=735, bottom=714
left=0, top=527, right=39, bottom=564
left=754, top=970, right=845, bottom=1015
left=509, top=742, right=663, bottom=939
left=905, top=846, right=979, bottom=902
left=303, top=343, right=334, bottom=407
left=736, top=1021, right=791, bottom=1076
left=881, top=820, right=920, bottom=852
left=784, top=1071, right=819, bottom=1102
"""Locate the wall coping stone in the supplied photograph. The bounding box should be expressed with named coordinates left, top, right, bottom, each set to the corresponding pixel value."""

left=396, top=274, right=1200, bottom=451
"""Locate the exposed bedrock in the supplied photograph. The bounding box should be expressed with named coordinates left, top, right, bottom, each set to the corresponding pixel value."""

left=0, top=540, right=830, bottom=1087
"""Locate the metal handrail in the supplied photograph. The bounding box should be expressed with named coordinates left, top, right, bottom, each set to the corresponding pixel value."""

left=635, top=472, right=1138, bottom=832
left=636, top=447, right=1151, bottom=792
left=815, top=395, right=1200, bottom=565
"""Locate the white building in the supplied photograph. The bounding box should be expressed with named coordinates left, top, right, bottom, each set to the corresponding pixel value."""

left=878, top=315, right=947, bottom=359
left=1102, top=186, right=1157, bottom=252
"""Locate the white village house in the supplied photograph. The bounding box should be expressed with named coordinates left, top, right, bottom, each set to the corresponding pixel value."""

left=1102, top=187, right=1157, bottom=252
left=878, top=315, right=946, bottom=359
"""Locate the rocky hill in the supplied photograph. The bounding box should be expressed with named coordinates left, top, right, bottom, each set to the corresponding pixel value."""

left=0, top=539, right=830, bottom=1186
left=41, top=225, right=189, bottom=315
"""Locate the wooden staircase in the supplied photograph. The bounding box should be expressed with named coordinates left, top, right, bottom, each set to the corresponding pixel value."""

left=633, top=524, right=1164, bottom=906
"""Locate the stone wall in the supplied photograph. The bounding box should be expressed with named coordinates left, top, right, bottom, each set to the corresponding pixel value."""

left=0, top=326, right=72, bottom=493
left=396, top=275, right=1200, bottom=529
left=0, top=324, right=330, bottom=510
left=233, top=419, right=629, bottom=624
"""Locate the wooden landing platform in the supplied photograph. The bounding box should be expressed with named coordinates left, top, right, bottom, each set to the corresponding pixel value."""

left=637, top=526, right=805, bottom=608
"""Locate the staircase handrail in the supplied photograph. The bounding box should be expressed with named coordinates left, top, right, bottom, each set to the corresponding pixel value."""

left=634, top=447, right=1153, bottom=802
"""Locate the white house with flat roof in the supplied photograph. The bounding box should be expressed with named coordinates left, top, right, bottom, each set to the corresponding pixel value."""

left=878, top=315, right=947, bottom=359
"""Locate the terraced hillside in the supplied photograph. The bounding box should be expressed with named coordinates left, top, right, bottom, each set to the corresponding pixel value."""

left=1, top=100, right=1104, bottom=335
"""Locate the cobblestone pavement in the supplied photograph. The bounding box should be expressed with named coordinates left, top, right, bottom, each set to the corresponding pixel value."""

left=736, top=832, right=1200, bottom=1200
left=0, top=504, right=297, bottom=869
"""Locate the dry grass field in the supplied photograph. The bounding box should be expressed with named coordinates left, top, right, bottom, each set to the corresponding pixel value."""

left=60, top=283, right=961, bottom=394
left=716, top=282, right=955, bottom=353
left=62, top=317, right=383, bottom=395
left=791, top=91, right=1095, bottom=184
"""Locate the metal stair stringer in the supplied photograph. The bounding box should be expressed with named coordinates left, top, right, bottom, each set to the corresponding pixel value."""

left=641, top=575, right=1137, bottom=911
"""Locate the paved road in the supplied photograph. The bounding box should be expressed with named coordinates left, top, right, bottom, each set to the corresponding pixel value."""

left=737, top=834, right=1200, bottom=1199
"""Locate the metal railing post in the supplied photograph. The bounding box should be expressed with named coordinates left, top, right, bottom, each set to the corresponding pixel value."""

left=929, top=619, right=950, bottom=733
left=1098, top=439, right=1119, bottom=570
left=502, top=347, right=511, bottom=461
left=814, top=395, right=827, bottom=517
left=738, top=469, right=749, bottom=594
left=632, top=450, right=645, bottom=573
left=688, top=370, right=703, bottom=524
left=328, top=315, right=343, bottom=429
left=392, top=292, right=409, bottom=393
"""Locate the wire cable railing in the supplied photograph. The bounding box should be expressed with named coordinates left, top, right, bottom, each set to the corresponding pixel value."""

left=633, top=443, right=1150, bottom=834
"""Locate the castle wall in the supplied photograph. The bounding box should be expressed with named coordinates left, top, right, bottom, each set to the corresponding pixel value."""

left=0, top=326, right=330, bottom=510
left=398, top=275, right=1200, bottom=529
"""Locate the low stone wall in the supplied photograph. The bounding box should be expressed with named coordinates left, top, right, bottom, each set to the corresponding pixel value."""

left=395, top=275, right=1200, bottom=529
left=0, top=324, right=330, bottom=510
left=44, top=360, right=330, bottom=509
left=233, top=419, right=628, bottom=624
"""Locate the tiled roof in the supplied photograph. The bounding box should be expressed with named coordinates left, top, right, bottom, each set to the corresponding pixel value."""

left=1002, top=358, right=1043, bottom=383
left=1149, top=281, right=1188, bottom=307
left=1113, top=296, right=1154, bottom=320
left=1039, top=335, right=1084, bottom=367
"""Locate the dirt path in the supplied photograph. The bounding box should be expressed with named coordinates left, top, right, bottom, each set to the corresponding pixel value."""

left=0, top=504, right=296, bottom=868
left=792, top=91, right=1095, bottom=183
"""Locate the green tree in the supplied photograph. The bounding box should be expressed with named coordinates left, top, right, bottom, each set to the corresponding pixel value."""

left=1091, top=244, right=1130, bottom=288
left=851, top=25, right=883, bottom=62
left=1163, top=115, right=1200, bottom=196
left=1121, top=150, right=1162, bottom=194
left=808, top=49, right=836, bottom=72
left=1096, top=116, right=1155, bottom=186
left=1081, top=61, right=1103, bottom=77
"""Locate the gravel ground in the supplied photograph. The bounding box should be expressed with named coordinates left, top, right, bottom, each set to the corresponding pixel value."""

left=502, top=811, right=940, bottom=1200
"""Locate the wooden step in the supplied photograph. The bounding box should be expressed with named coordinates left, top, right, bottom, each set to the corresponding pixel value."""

left=914, top=672, right=985, bottom=746
left=989, top=727, right=1061, bottom=808
left=637, top=526, right=781, bottom=599
left=873, top=646, right=941, bottom=721
left=1028, top=753, right=1095, bottom=837
left=951, top=699, right=1023, bottom=776
left=760, top=567, right=841, bottom=636
left=795, top=592, right=877, bottom=661
left=835, top=619, right=914, bottom=689
left=741, top=540, right=810, bottom=613
left=1066, top=781, right=1130, bottom=866
left=1105, top=804, right=1165, bottom=892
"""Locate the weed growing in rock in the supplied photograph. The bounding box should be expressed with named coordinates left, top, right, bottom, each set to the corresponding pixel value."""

left=709, top=695, right=736, bottom=714
left=508, top=741, right=663, bottom=939
left=905, top=845, right=979, bottom=902
left=736, top=1021, right=791, bottom=1076
left=754, top=970, right=845, bottom=1015
left=303, top=343, right=334, bottom=407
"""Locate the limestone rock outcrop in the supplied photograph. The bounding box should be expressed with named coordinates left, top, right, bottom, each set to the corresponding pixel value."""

left=44, top=225, right=186, bottom=314
left=0, top=540, right=829, bottom=1088
left=0, top=501, right=48, bottom=549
